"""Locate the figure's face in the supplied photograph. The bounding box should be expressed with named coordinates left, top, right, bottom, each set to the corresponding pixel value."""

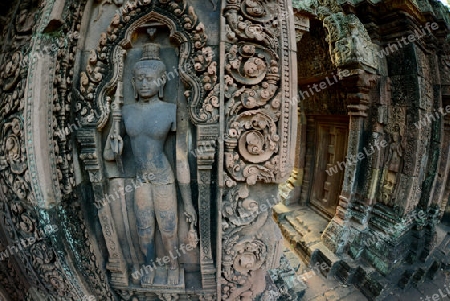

left=133, top=61, right=165, bottom=101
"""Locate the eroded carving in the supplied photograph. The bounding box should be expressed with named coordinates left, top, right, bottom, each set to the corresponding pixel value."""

left=323, top=13, right=377, bottom=70
left=380, top=107, right=406, bottom=207
left=104, top=44, right=197, bottom=286
left=221, top=184, right=282, bottom=300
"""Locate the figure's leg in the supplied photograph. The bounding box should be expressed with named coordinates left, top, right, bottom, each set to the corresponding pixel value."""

left=154, top=183, right=179, bottom=285
left=134, top=183, right=156, bottom=284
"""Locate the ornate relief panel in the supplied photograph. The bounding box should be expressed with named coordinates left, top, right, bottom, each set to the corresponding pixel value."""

left=222, top=0, right=297, bottom=187
left=220, top=0, right=297, bottom=299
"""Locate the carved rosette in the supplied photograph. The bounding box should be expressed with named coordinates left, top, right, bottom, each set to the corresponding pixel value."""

left=221, top=184, right=282, bottom=300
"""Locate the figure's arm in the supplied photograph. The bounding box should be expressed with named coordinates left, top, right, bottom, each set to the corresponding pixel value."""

left=175, top=103, right=196, bottom=224
left=103, top=82, right=125, bottom=172
left=103, top=119, right=124, bottom=161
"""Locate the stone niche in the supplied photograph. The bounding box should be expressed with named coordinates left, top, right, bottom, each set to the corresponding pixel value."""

left=75, top=2, right=220, bottom=299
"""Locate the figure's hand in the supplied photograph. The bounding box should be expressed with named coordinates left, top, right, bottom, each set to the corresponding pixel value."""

left=109, top=131, right=123, bottom=156
left=184, top=204, right=197, bottom=225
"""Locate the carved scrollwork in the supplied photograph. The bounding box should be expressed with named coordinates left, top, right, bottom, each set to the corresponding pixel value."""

left=0, top=0, right=116, bottom=299
left=222, top=0, right=293, bottom=299
left=223, top=41, right=283, bottom=185
left=226, top=43, right=279, bottom=87
left=222, top=185, right=268, bottom=235
left=225, top=109, right=281, bottom=185
left=221, top=183, right=282, bottom=299
left=223, top=0, right=295, bottom=187
left=241, top=0, right=278, bottom=23
left=224, top=0, right=278, bottom=49
left=2, top=51, right=23, bottom=92
left=0, top=116, right=31, bottom=203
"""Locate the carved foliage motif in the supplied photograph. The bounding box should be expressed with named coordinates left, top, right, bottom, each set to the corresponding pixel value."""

left=221, top=0, right=294, bottom=299
left=78, top=0, right=218, bottom=127
left=221, top=185, right=267, bottom=299
left=221, top=184, right=281, bottom=300
left=223, top=0, right=293, bottom=186
left=0, top=1, right=52, bottom=297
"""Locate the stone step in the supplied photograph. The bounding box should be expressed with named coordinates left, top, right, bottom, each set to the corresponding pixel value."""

left=286, top=214, right=310, bottom=237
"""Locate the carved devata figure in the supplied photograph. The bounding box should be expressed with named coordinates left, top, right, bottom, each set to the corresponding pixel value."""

left=104, top=43, right=197, bottom=286
left=381, top=107, right=406, bottom=206
left=76, top=2, right=219, bottom=297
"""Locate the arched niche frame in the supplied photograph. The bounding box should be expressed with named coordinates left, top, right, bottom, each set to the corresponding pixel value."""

left=75, top=0, right=218, bottom=297
left=77, top=2, right=217, bottom=128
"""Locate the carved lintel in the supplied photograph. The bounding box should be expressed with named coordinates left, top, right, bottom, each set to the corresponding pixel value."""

left=323, top=13, right=378, bottom=72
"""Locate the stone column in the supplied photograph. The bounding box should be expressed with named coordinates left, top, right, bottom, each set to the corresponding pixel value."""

left=321, top=72, right=375, bottom=254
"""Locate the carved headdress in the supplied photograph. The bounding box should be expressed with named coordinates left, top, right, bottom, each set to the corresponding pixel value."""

left=141, top=43, right=161, bottom=61
left=134, top=43, right=166, bottom=70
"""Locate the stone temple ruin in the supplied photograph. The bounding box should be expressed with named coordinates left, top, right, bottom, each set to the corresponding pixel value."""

left=0, top=0, right=449, bottom=300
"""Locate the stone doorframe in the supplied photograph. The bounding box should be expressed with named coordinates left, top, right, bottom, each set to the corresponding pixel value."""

left=289, top=2, right=450, bottom=279
left=289, top=8, right=379, bottom=254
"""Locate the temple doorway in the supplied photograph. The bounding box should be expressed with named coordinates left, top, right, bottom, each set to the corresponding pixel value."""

left=308, top=115, right=349, bottom=218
